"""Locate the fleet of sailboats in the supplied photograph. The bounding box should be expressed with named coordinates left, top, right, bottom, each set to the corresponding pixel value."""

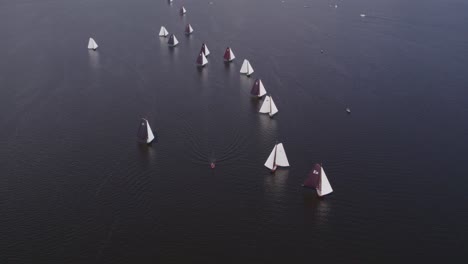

left=259, top=95, right=278, bottom=117
left=168, top=34, right=179, bottom=47
left=87, top=38, right=98, bottom=50
left=240, top=59, right=254, bottom=76
left=159, top=26, right=169, bottom=37
left=223, top=47, right=235, bottom=62
left=250, top=79, right=267, bottom=98
left=303, top=164, right=333, bottom=197
left=137, top=118, right=156, bottom=144
left=264, top=143, right=290, bottom=172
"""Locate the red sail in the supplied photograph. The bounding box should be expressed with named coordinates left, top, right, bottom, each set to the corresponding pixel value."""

left=250, top=79, right=261, bottom=95
left=303, top=164, right=321, bottom=188
left=223, top=47, right=231, bottom=61
left=200, top=43, right=207, bottom=55
left=185, top=24, right=190, bottom=34
left=196, top=52, right=204, bottom=65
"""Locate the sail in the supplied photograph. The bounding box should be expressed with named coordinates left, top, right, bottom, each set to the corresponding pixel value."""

left=259, top=96, right=271, bottom=113
left=264, top=145, right=277, bottom=170
left=185, top=24, right=193, bottom=34
left=196, top=51, right=207, bottom=66
left=146, top=120, right=155, bottom=143
left=168, top=34, right=178, bottom=46
left=318, top=167, right=333, bottom=196
left=230, top=49, right=236, bottom=60
left=258, top=80, right=267, bottom=97
left=274, top=143, right=290, bottom=167
left=137, top=118, right=148, bottom=143
left=246, top=62, right=254, bottom=75
left=201, top=43, right=210, bottom=56
left=240, top=59, right=249, bottom=74
left=303, top=164, right=321, bottom=188
left=269, top=96, right=279, bottom=117
left=181, top=6, right=186, bottom=14
left=250, top=79, right=261, bottom=96
left=223, top=48, right=231, bottom=61
left=159, top=26, right=168, bottom=37
left=88, top=38, right=98, bottom=50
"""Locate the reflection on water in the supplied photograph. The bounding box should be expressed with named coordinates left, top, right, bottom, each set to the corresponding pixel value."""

left=88, top=50, right=100, bottom=69
left=137, top=142, right=156, bottom=166
left=303, top=191, right=331, bottom=228
left=258, top=114, right=278, bottom=145
left=264, top=169, right=289, bottom=195
left=196, top=65, right=209, bottom=82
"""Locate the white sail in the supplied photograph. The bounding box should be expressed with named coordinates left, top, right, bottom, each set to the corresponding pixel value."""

left=274, top=143, right=289, bottom=167
left=246, top=62, right=254, bottom=75
left=264, top=144, right=277, bottom=170
left=146, top=120, right=155, bottom=144
left=159, top=26, right=169, bottom=37
left=189, top=24, right=193, bottom=33
left=269, top=97, right=279, bottom=117
left=181, top=7, right=186, bottom=14
left=259, top=96, right=271, bottom=113
left=258, top=80, right=267, bottom=97
left=203, top=44, right=210, bottom=56
left=318, top=167, right=333, bottom=196
left=240, top=59, right=249, bottom=74
left=201, top=52, right=208, bottom=66
left=88, top=38, right=98, bottom=50
left=230, top=49, right=236, bottom=60
left=171, top=35, right=179, bottom=46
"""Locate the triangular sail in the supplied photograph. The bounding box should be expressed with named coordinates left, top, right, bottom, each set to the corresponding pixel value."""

left=185, top=24, right=193, bottom=34
left=88, top=38, right=98, bottom=50
left=240, top=59, right=249, bottom=74
left=168, top=34, right=178, bottom=46
left=274, top=143, right=289, bottom=167
left=259, top=96, right=271, bottom=113
left=181, top=6, right=186, bottom=14
left=201, top=43, right=210, bottom=56
left=159, top=26, right=168, bottom=37
left=258, top=80, right=267, bottom=97
left=264, top=144, right=277, bottom=170
left=318, top=167, right=333, bottom=196
left=146, top=120, right=155, bottom=143
left=223, top=48, right=231, bottom=61
left=303, top=164, right=321, bottom=188
left=196, top=51, right=208, bottom=66
left=247, top=62, right=254, bottom=75
left=250, top=79, right=261, bottom=96
left=137, top=118, right=148, bottom=143
left=269, top=97, right=279, bottom=117
left=230, top=49, right=236, bottom=60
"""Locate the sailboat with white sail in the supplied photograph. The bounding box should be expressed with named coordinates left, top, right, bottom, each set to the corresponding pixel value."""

left=223, top=47, right=235, bottom=62
left=240, top=59, right=254, bottom=76
left=196, top=51, right=208, bottom=67
left=259, top=95, right=278, bottom=117
left=264, top=143, right=290, bottom=172
left=159, top=26, right=169, bottom=37
left=87, top=38, right=98, bottom=50
left=180, top=6, right=186, bottom=15
left=200, top=43, right=210, bottom=56
left=250, top=79, right=267, bottom=98
left=168, top=34, right=179, bottom=47
left=302, top=164, right=333, bottom=197
left=137, top=118, right=156, bottom=144
left=185, top=24, right=194, bottom=35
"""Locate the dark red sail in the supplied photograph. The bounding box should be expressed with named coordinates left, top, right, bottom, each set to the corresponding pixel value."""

left=185, top=24, right=190, bottom=34
left=196, top=52, right=204, bottom=65
left=250, top=79, right=261, bottom=96
left=303, top=164, right=321, bottom=188
left=223, top=47, right=231, bottom=61
left=137, top=118, right=148, bottom=143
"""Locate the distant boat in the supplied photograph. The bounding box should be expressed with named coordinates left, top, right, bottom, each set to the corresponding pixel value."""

left=196, top=51, right=208, bottom=67
left=240, top=59, right=254, bottom=76
left=302, top=164, right=333, bottom=197
left=264, top=143, right=290, bottom=172
left=159, top=26, right=169, bottom=37
left=210, top=162, right=215, bottom=169
left=180, top=6, right=186, bottom=15
left=87, top=38, right=98, bottom=50
left=360, top=13, right=366, bottom=17
left=223, top=47, right=235, bottom=62
left=250, top=79, right=267, bottom=98
left=346, top=108, right=351, bottom=113
left=200, top=43, right=210, bottom=56
left=185, top=24, right=194, bottom=35
left=259, top=95, right=278, bottom=117
left=137, top=118, right=156, bottom=144
left=168, top=34, right=179, bottom=47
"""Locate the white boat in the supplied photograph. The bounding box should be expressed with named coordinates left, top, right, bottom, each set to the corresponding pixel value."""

left=87, top=38, right=98, bottom=50
left=360, top=13, right=366, bottom=17
left=196, top=51, right=208, bottom=67
left=159, top=26, right=169, bottom=37
left=223, top=47, right=235, bottom=62
left=259, top=95, right=278, bottom=117
left=200, top=43, right=210, bottom=56
left=240, top=59, right=254, bottom=76
left=185, top=24, right=194, bottom=35
left=137, top=118, right=156, bottom=144
left=168, top=34, right=179, bottom=47
left=302, top=164, right=333, bottom=197
left=180, top=6, right=186, bottom=15
left=250, top=79, right=267, bottom=97
left=264, top=143, right=290, bottom=172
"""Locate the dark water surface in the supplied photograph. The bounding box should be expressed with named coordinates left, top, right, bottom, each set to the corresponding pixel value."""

left=1, top=0, right=467, bottom=262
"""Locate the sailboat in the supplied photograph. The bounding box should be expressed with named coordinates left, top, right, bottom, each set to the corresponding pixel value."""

left=168, top=34, right=179, bottom=47
left=159, top=26, right=169, bottom=37
left=185, top=24, right=194, bottom=35
left=200, top=43, right=210, bottom=56
left=180, top=6, right=186, bottom=15
left=137, top=118, right=156, bottom=144
left=302, top=164, right=333, bottom=197
left=250, top=79, right=267, bottom=97
left=223, top=47, right=235, bottom=62
left=240, top=59, right=254, bottom=76
left=196, top=51, right=208, bottom=67
left=259, top=95, right=278, bottom=117
left=87, top=38, right=98, bottom=50
left=264, top=143, right=290, bottom=172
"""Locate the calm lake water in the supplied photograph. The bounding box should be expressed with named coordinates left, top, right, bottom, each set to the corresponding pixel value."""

left=1, top=0, right=467, bottom=262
